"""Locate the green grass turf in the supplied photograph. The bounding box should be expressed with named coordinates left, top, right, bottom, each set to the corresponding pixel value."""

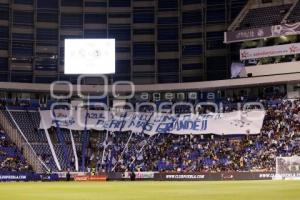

left=0, top=180, right=299, bottom=200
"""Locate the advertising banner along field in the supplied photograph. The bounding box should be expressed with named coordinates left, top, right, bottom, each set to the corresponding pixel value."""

left=39, top=110, right=265, bottom=135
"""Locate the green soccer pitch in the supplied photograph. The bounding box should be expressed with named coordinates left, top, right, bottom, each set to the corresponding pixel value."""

left=0, top=180, right=299, bottom=200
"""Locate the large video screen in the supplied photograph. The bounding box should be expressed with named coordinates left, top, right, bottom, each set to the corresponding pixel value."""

left=64, top=39, right=115, bottom=74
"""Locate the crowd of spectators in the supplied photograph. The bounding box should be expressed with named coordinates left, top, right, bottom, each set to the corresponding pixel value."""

left=0, top=130, right=32, bottom=172
left=89, top=96, right=300, bottom=173
left=1, top=94, right=300, bottom=174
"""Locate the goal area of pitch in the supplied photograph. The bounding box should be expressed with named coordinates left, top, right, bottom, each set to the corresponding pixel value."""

left=275, top=156, right=300, bottom=180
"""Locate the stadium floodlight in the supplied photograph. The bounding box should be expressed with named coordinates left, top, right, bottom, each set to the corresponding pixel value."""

left=64, top=39, right=115, bottom=75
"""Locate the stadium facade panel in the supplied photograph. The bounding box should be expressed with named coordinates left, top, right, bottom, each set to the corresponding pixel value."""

left=0, top=0, right=247, bottom=84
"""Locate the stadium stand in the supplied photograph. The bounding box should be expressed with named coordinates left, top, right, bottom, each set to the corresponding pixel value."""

left=3, top=2, right=300, bottom=200
left=238, top=4, right=292, bottom=29
left=0, top=0, right=299, bottom=185
left=0, top=92, right=299, bottom=174
left=0, top=129, right=32, bottom=172
left=99, top=96, right=300, bottom=173
left=287, top=1, right=300, bottom=22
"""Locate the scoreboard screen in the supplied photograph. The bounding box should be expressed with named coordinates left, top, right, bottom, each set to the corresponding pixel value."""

left=64, top=39, right=115, bottom=75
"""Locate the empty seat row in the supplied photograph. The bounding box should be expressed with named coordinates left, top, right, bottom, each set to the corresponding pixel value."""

left=238, top=4, right=292, bottom=29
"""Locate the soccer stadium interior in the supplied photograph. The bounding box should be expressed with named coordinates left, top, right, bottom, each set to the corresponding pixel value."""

left=1, top=0, right=300, bottom=199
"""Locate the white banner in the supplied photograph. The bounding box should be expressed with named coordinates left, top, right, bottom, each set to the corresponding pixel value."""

left=240, top=42, right=300, bottom=60
left=231, top=62, right=245, bottom=78
left=39, top=110, right=265, bottom=135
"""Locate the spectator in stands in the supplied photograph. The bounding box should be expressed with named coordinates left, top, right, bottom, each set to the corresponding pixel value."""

left=0, top=130, right=32, bottom=172
left=2, top=95, right=300, bottom=174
